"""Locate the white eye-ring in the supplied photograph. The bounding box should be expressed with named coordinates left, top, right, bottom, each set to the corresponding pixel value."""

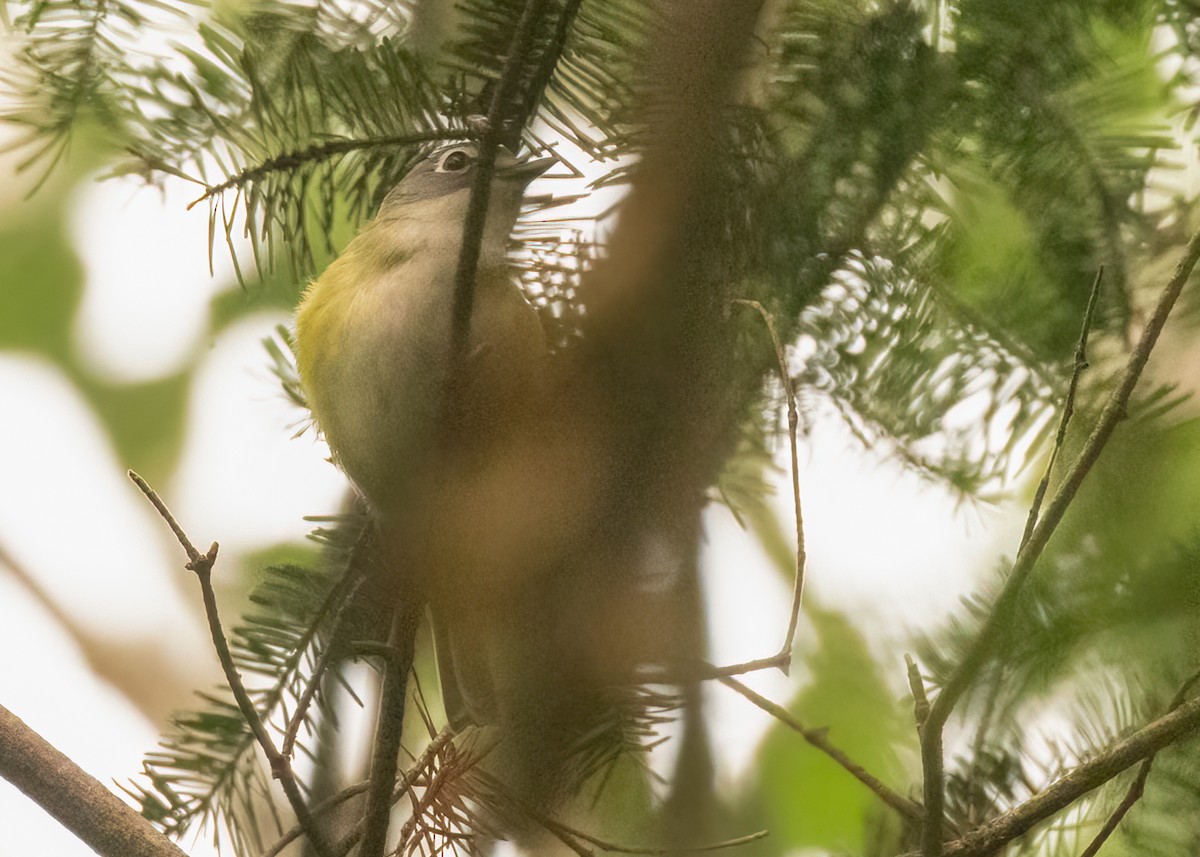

left=435, top=148, right=473, bottom=173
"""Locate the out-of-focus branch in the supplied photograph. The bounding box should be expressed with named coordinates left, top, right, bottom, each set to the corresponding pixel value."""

left=449, top=0, right=553, bottom=364
left=0, top=704, right=189, bottom=857
left=918, top=229, right=1200, bottom=855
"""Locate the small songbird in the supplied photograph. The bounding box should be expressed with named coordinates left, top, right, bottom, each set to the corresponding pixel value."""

left=293, top=142, right=554, bottom=728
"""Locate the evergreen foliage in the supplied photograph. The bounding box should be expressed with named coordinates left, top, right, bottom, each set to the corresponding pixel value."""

left=5, top=0, right=1200, bottom=854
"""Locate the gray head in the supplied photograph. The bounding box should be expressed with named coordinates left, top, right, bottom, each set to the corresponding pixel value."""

left=381, top=143, right=553, bottom=210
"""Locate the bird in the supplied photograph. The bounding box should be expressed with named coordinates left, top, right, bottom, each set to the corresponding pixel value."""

left=293, top=142, right=554, bottom=730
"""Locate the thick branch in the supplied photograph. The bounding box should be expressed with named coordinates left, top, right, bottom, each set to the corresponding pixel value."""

left=898, top=687, right=1200, bottom=857
left=0, top=704, right=189, bottom=857
left=919, top=228, right=1200, bottom=855
left=1077, top=668, right=1200, bottom=857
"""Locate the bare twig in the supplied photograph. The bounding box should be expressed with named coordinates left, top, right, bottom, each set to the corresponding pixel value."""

left=906, top=654, right=930, bottom=731
left=1077, top=668, right=1200, bottom=857
left=732, top=299, right=808, bottom=669
left=699, top=654, right=791, bottom=678
left=918, top=228, right=1200, bottom=856
left=261, top=781, right=369, bottom=857
left=718, top=675, right=924, bottom=825
left=1019, top=268, right=1104, bottom=550
left=186, top=130, right=464, bottom=209
left=0, top=704, right=189, bottom=857
left=128, top=471, right=335, bottom=857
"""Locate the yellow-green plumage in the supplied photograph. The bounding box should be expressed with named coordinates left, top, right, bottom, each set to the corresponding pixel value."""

left=293, top=144, right=551, bottom=728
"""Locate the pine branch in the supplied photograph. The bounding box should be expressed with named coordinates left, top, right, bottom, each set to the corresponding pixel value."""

left=1078, top=669, right=1200, bottom=857
left=187, top=129, right=465, bottom=208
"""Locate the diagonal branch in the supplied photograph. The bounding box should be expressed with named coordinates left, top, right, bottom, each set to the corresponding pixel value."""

left=0, top=704, right=189, bottom=857
left=899, top=678, right=1200, bottom=857
left=718, top=675, right=924, bottom=825
left=1077, top=668, right=1200, bottom=857
left=918, top=227, right=1200, bottom=855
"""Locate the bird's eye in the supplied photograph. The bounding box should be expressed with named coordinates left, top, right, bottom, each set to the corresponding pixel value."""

left=440, top=150, right=471, bottom=172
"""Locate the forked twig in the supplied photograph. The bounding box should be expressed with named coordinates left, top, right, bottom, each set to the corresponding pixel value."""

left=264, top=728, right=454, bottom=857
left=128, top=471, right=335, bottom=857
left=898, top=678, right=1200, bottom=857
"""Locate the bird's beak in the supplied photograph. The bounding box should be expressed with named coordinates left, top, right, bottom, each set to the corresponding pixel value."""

left=495, top=152, right=555, bottom=185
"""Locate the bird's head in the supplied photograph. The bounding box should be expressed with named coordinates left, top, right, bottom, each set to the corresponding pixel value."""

left=380, top=142, right=553, bottom=215
left=373, top=143, right=553, bottom=266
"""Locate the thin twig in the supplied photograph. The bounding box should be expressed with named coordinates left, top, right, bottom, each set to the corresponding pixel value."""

left=918, top=228, right=1200, bottom=857
left=281, top=574, right=365, bottom=759
left=128, top=471, right=335, bottom=857
left=187, top=130, right=464, bottom=209
left=448, top=0, right=552, bottom=365
left=699, top=654, right=791, bottom=678
left=906, top=654, right=930, bottom=731
left=474, top=765, right=767, bottom=857
left=718, top=674, right=924, bottom=825
left=732, top=299, right=808, bottom=669
left=261, top=782, right=369, bottom=857
left=1019, top=268, right=1104, bottom=550
left=1077, top=668, right=1200, bottom=857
